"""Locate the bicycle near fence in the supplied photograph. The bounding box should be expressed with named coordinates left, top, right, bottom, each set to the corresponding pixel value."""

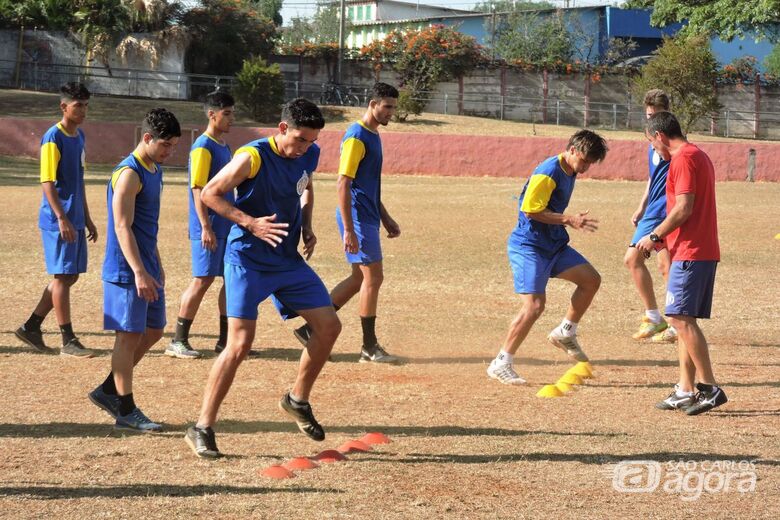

left=319, top=83, right=361, bottom=107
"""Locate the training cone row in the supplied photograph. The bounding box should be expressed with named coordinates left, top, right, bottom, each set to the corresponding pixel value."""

left=259, top=432, right=390, bottom=479
left=536, top=362, right=594, bottom=398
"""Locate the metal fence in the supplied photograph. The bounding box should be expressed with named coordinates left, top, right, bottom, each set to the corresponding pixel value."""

left=2, top=59, right=779, bottom=140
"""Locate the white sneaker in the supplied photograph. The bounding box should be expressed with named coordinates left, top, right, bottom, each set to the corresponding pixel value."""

left=547, top=330, right=589, bottom=362
left=487, top=360, right=527, bottom=385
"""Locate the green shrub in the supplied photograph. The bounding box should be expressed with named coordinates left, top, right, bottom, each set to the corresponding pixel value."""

left=234, top=56, right=285, bottom=122
left=394, top=88, right=425, bottom=122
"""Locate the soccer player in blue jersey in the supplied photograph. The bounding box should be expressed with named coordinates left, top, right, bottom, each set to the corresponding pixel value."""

left=15, top=82, right=98, bottom=357
left=293, top=82, right=401, bottom=363
left=185, top=99, right=340, bottom=458
left=624, top=89, right=677, bottom=343
left=88, top=108, right=181, bottom=432
left=166, top=91, right=239, bottom=359
left=487, top=130, right=608, bottom=385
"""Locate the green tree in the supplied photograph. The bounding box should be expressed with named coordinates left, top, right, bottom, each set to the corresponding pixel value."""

left=764, top=44, right=780, bottom=76
left=474, top=1, right=554, bottom=12
left=234, top=56, right=285, bottom=121
left=494, top=11, right=574, bottom=67
left=245, top=0, right=283, bottom=27
left=0, top=0, right=74, bottom=29
left=623, top=0, right=780, bottom=42
left=633, top=34, right=722, bottom=133
left=182, top=0, right=278, bottom=76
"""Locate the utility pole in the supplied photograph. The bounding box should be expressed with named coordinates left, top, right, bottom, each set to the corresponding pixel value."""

left=337, top=0, right=346, bottom=84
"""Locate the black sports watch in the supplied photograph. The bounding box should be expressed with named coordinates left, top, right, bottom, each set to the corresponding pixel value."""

left=649, top=233, right=662, bottom=243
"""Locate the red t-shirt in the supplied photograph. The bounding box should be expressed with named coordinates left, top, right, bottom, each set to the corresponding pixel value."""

left=666, top=143, right=720, bottom=261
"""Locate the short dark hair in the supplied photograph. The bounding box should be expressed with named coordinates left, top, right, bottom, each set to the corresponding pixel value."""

left=204, top=90, right=235, bottom=111
left=646, top=111, right=683, bottom=139
left=567, top=129, right=608, bottom=163
left=370, top=82, right=399, bottom=102
left=643, top=89, right=670, bottom=111
left=142, top=108, right=182, bottom=140
left=281, top=98, right=325, bottom=129
left=60, top=82, right=90, bottom=102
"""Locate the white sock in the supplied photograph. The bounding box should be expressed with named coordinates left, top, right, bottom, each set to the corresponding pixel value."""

left=675, top=387, right=694, bottom=397
left=556, top=319, right=578, bottom=337
left=495, top=350, right=513, bottom=365
left=645, top=309, right=662, bottom=323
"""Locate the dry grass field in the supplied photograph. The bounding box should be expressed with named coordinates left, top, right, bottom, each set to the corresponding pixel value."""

left=0, top=151, right=778, bottom=519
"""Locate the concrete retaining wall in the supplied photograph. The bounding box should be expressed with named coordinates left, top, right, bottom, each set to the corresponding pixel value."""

left=1, top=118, right=777, bottom=181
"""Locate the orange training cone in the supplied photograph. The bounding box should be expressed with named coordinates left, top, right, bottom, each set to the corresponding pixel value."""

left=261, top=465, right=295, bottom=479
left=338, top=440, right=373, bottom=454
left=314, top=450, right=348, bottom=463
left=360, top=432, right=391, bottom=445
left=283, top=457, right=319, bottom=471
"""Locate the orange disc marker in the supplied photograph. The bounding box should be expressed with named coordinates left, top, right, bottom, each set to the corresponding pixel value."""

left=261, top=465, right=295, bottom=479
left=359, top=432, right=391, bottom=445
left=338, top=440, right=373, bottom=454
left=314, top=449, right=348, bottom=463
left=283, top=457, right=319, bottom=471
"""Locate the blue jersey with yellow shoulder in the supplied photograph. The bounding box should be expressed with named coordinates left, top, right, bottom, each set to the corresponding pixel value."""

left=509, top=154, right=576, bottom=253
left=226, top=136, right=319, bottom=271
left=188, top=132, right=234, bottom=239
left=339, top=121, right=382, bottom=225
left=38, top=123, right=86, bottom=231
left=102, top=152, right=163, bottom=283
left=643, top=144, right=669, bottom=222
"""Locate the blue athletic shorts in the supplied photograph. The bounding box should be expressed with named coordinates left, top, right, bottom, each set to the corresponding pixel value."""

left=224, top=261, right=331, bottom=321
left=665, top=260, right=717, bottom=319
left=336, top=210, right=382, bottom=265
left=191, top=238, right=227, bottom=277
left=630, top=216, right=665, bottom=247
left=508, top=243, right=588, bottom=294
left=41, top=228, right=87, bottom=275
left=103, top=281, right=167, bottom=332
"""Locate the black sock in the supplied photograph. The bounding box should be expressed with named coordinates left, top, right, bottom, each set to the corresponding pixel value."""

left=102, top=372, right=118, bottom=395
left=174, top=317, right=193, bottom=343
left=60, top=323, right=76, bottom=345
left=118, top=393, right=136, bottom=416
left=361, top=316, right=377, bottom=349
left=25, top=313, right=45, bottom=332
left=217, top=315, right=228, bottom=346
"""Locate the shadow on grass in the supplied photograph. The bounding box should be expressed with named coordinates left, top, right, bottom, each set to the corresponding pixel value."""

left=0, top=420, right=626, bottom=439
left=410, top=356, right=678, bottom=367
left=388, top=451, right=779, bottom=466
left=0, top=483, right=343, bottom=500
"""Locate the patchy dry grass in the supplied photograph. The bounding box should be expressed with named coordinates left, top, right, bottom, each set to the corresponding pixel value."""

left=0, top=155, right=778, bottom=518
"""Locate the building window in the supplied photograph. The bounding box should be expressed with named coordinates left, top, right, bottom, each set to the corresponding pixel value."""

left=348, top=7, right=354, bottom=20
left=357, top=6, right=363, bottom=21
left=366, top=5, right=372, bottom=20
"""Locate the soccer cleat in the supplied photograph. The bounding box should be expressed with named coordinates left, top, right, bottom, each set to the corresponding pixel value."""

left=115, top=407, right=163, bottom=433
left=293, top=325, right=312, bottom=347
left=278, top=392, right=325, bottom=441
left=14, top=326, right=56, bottom=354
left=185, top=426, right=222, bottom=458
left=88, top=385, right=122, bottom=419
left=683, top=384, right=729, bottom=416
left=632, top=317, right=668, bottom=340
left=486, top=359, right=527, bottom=385
left=655, top=384, right=696, bottom=410
left=60, top=337, right=95, bottom=358
left=651, top=326, right=678, bottom=343
left=547, top=331, right=589, bottom=362
left=165, top=340, right=202, bottom=359
left=359, top=343, right=400, bottom=364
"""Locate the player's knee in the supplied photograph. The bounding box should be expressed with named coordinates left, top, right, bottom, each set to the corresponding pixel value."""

left=523, top=299, right=545, bottom=320
left=365, top=271, right=384, bottom=290
left=318, top=315, right=342, bottom=343
left=55, top=274, right=79, bottom=286
left=193, top=276, right=215, bottom=291
left=144, top=328, right=164, bottom=346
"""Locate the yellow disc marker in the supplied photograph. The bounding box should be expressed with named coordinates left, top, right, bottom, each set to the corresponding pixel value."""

left=537, top=384, right=565, bottom=398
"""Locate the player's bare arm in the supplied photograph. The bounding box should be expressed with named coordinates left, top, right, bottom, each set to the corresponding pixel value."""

left=632, top=179, right=651, bottom=227
left=113, top=167, right=161, bottom=302
left=526, top=208, right=599, bottom=232
left=42, top=181, right=76, bottom=242
left=636, top=192, right=695, bottom=254
left=379, top=202, right=400, bottom=238
left=82, top=184, right=98, bottom=242
left=191, top=186, right=216, bottom=252
left=201, top=152, right=288, bottom=247
left=300, top=175, right=317, bottom=260
left=336, top=174, right=358, bottom=254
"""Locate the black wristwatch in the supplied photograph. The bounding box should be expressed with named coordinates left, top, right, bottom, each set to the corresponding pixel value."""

left=649, top=233, right=662, bottom=243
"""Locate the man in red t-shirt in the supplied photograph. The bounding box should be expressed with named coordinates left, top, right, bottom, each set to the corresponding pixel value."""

left=637, top=112, right=727, bottom=416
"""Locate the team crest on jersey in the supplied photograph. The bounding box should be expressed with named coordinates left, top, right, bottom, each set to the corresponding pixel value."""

left=652, top=150, right=661, bottom=166
left=666, top=291, right=675, bottom=306
left=296, top=171, right=309, bottom=195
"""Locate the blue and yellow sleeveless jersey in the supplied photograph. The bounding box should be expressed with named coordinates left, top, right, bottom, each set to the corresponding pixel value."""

left=643, top=145, right=669, bottom=222
left=339, top=121, right=382, bottom=226
left=188, top=132, right=235, bottom=239
left=102, top=152, right=163, bottom=283
left=225, top=136, right=319, bottom=271
left=509, top=154, right=576, bottom=253
left=38, top=123, right=86, bottom=230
